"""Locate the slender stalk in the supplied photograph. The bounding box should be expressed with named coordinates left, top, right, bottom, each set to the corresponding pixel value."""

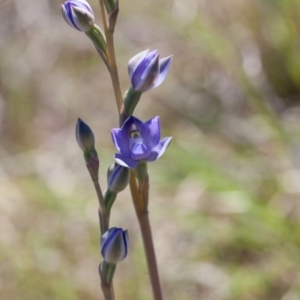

left=129, top=171, right=164, bottom=300
left=93, top=181, right=108, bottom=233
left=93, top=178, right=115, bottom=299
left=137, top=213, right=164, bottom=300
left=106, top=32, right=123, bottom=112
left=98, top=0, right=123, bottom=112
left=94, top=185, right=115, bottom=300
left=101, top=281, right=114, bottom=300
left=98, top=0, right=108, bottom=31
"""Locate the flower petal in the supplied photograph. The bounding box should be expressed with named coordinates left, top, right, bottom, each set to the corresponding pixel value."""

left=71, top=6, right=94, bottom=32
left=131, top=142, right=151, bottom=160
left=70, top=0, right=94, bottom=13
left=114, top=153, right=139, bottom=169
left=147, top=55, right=173, bottom=91
left=146, top=136, right=173, bottom=161
left=62, top=4, right=77, bottom=29
left=128, top=50, right=149, bottom=82
left=141, top=116, right=161, bottom=149
left=122, top=115, right=144, bottom=134
left=111, top=128, right=130, bottom=155
left=133, top=51, right=159, bottom=92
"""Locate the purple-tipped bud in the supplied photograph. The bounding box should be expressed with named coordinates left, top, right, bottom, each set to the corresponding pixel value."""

left=76, top=118, right=95, bottom=151
left=76, top=118, right=98, bottom=181
left=107, top=163, right=129, bottom=193
left=128, top=50, right=173, bottom=93
left=101, top=228, right=129, bottom=264
left=62, top=0, right=94, bottom=32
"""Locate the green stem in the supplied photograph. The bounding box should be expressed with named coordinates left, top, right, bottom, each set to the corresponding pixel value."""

left=104, top=189, right=117, bottom=214
left=104, top=0, right=117, bottom=14
left=123, top=87, right=142, bottom=115
left=106, top=31, right=122, bottom=112
left=93, top=181, right=107, bottom=233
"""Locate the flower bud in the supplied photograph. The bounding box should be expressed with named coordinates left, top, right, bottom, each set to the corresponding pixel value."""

left=107, top=163, right=129, bottom=193
left=101, top=227, right=129, bottom=264
left=62, top=0, right=94, bottom=32
left=128, top=49, right=172, bottom=93
left=76, top=118, right=95, bottom=152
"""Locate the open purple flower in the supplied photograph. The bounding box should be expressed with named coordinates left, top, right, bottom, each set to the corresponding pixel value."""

left=111, top=116, right=172, bottom=169
left=128, top=50, right=172, bottom=93
left=62, top=0, right=94, bottom=32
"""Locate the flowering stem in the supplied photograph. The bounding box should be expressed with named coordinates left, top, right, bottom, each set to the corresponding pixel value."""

left=93, top=179, right=115, bottom=299
left=129, top=170, right=164, bottom=300
left=96, top=3, right=120, bottom=299
left=98, top=0, right=122, bottom=112
left=98, top=0, right=108, bottom=31
left=97, top=2, right=164, bottom=299
left=106, top=33, right=123, bottom=111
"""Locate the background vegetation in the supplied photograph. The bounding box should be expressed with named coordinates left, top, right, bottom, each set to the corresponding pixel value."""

left=1, top=0, right=300, bottom=299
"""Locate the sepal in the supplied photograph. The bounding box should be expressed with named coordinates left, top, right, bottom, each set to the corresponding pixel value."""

left=100, top=260, right=116, bottom=284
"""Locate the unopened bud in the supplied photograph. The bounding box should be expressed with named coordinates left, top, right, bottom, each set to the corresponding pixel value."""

left=62, top=0, right=94, bottom=32
left=76, top=118, right=99, bottom=181
left=101, top=227, right=129, bottom=264
left=128, top=49, right=172, bottom=93
left=107, top=163, right=129, bottom=193
left=76, top=118, right=95, bottom=152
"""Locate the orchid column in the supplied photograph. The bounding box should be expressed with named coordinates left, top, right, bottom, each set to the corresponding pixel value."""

left=61, top=1, right=173, bottom=300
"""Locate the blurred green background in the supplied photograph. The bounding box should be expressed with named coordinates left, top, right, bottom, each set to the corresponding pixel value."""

left=1, top=0, right=300, bottom=299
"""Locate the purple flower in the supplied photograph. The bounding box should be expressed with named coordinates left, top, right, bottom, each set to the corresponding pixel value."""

left=101, top=228, right=129, bottom=264
left=111, top=116, right=172, bottom=169
left=128, top=50, right=172, bottom=93
left=62, top=0, right=94, bottom=32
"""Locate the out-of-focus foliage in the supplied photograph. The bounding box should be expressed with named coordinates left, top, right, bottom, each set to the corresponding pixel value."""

left=1, top=0, right=300, bottom=299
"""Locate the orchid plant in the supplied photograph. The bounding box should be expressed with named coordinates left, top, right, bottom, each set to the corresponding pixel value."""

left=62, top=1, right=172, bottom=299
